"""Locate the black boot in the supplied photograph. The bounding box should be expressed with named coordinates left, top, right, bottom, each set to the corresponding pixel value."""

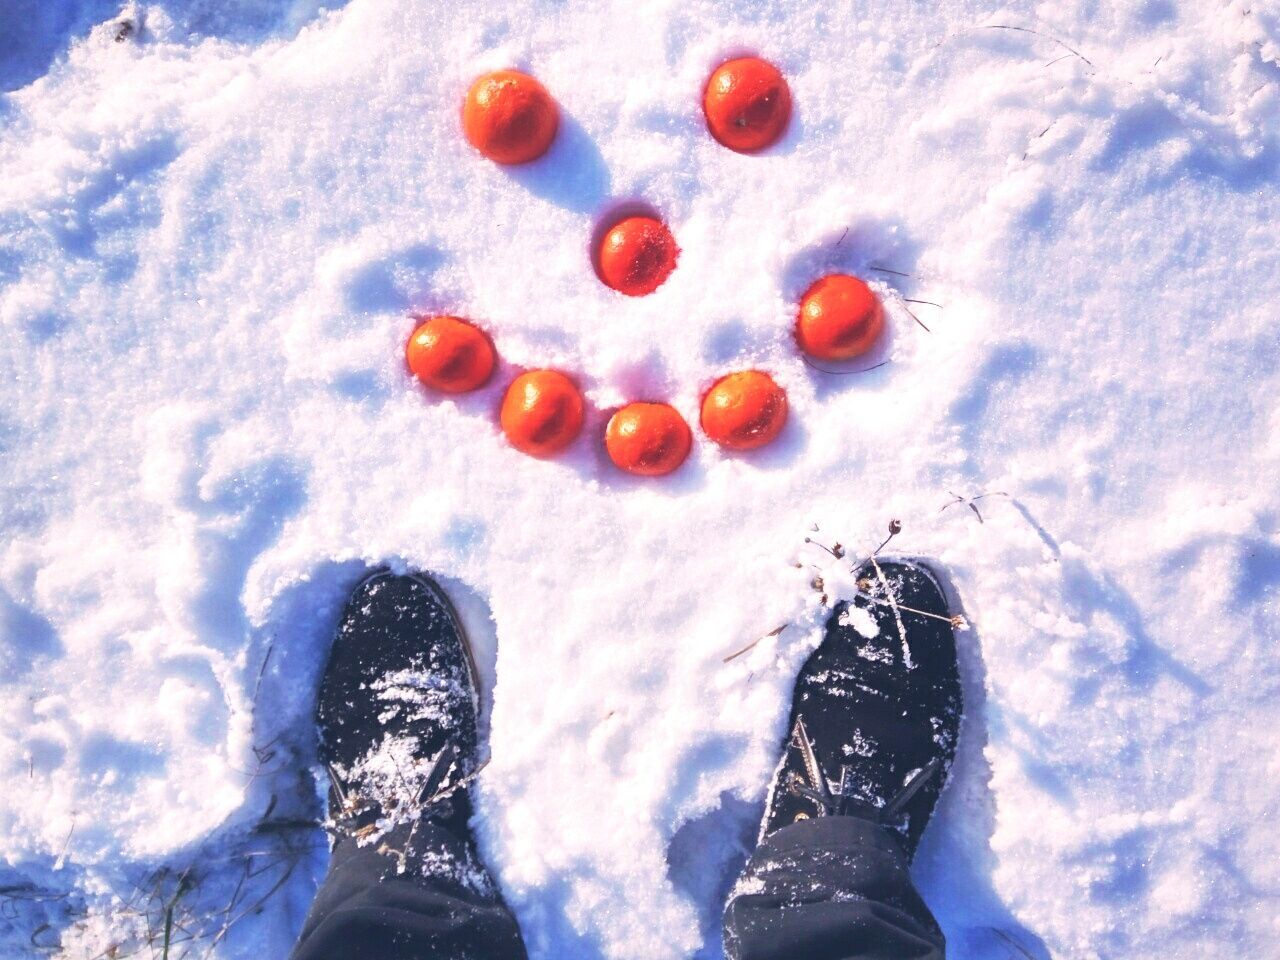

left=316, top=569, right=482, bottom=859
left=292, top=571, right=527, bottom=960
left=723, top=559, right=962, bottom=960
left=760, top=558, right=963, bottom=857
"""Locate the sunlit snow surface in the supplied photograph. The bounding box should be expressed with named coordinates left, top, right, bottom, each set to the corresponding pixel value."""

left=2, top=0, right=1279, bottom=956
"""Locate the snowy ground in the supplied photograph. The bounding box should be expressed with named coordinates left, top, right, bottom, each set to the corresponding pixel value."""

left=2, top=0, right=1279, bottom=957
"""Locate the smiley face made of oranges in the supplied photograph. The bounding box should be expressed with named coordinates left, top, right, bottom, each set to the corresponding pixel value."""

left=405, top=57, right=887, bottom=478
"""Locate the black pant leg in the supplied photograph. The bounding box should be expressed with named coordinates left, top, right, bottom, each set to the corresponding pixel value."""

left=292, top=821, right=527, bottom=960
left=724, top=815, right=945, bottom=960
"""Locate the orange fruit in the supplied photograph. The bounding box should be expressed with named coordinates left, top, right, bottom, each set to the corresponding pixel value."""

left=702, top=56, right=792, bottom=154
left=405, top=316, right=496, bottom=393
left=463, top=70, right=559, bottom=165
left=500, top=370, right=585, bottom=458
left=796, top=274, right=884, bottom=360
left=597, top=215, right=679, bottom=297
left=605, top=402, right=693, bottom=476
left=700, top=371, right=788, bottom=451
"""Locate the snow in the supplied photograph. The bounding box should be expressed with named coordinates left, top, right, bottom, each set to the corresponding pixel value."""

left=2, top=0, right=1279, bottom=957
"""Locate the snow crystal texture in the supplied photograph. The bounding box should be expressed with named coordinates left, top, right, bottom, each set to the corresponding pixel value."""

left=2, top=0, right=1279, bottom=957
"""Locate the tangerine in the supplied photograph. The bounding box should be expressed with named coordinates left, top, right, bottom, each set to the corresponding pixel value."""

left=703, top=57, right=792, bottom=153
left=796, top=274, right=884, bottom=361
left=605, top=402, right=692, bottom=476
left=500, top=370, right=585, bottom=458
left=463, top=70, right=559, bottom=165
left=405, top=316, right=496, bottom=393
left=597, top=215, right=679, bottom=297
left=700, top=371, right=788, bottom=451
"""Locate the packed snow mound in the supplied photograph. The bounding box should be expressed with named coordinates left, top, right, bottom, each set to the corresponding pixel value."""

left=2, top=0, right=1279, bottom=958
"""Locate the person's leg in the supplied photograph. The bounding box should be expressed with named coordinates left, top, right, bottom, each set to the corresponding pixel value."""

left=724, top=816, right=944, bottom=960
left=724, top=560, right=963, bottom=960
left=291, top=571, right=527, bottom=960
left=292, top=819, right=524, bottom=960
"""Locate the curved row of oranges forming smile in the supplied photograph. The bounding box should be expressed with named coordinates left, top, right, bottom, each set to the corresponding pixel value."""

left=406, top=57, right=886, bottom=477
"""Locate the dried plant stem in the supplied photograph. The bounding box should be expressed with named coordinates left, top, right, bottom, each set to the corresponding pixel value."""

left=723, top=624, right=789, bottom=664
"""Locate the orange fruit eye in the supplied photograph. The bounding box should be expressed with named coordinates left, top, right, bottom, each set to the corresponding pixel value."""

left=702, top=57, right=792, bottom=153
left=796, top=274, right=885, bottom=361
left=500, top=370, right=585, bottom=458
left=605, top=403, right=693, bottom=476
left=700, top=371, right=788, bottom=451
left=596, top=215, right=679, bottom=297
left=463, top=69, right=559, bottom=165
left=406, top=316, right=497, bottom=393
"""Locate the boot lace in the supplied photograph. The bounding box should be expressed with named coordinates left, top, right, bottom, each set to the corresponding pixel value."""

left=785, top=716, right=942, bottom=825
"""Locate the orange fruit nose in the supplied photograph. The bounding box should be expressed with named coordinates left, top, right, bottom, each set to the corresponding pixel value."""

left=596, top=215, right=679, bottom=297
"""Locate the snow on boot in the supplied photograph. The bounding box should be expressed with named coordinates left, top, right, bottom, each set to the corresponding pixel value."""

left=760, top=559, right=963, bottom=859
left=315, top=570, right=485, bottom=879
